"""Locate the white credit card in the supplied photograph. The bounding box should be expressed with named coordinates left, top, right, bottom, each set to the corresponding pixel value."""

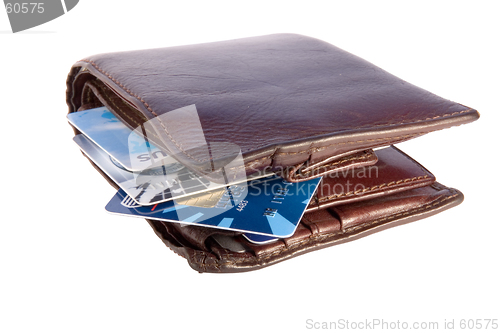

left=74, top=134, right=270, bottom=206
left=67, top=106, right=168, bottom=172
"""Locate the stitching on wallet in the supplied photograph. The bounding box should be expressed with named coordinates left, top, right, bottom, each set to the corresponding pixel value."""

left=80, top=59, right=474, bottom=164
left=98, top=86, right=142, bottom=128
left=392, top=146, right=434, bottom=181
left=85, top=59, right=405, bottom=171
left=274, top=133, right=422, bottom=157
left=297, top=151, right=373, bottom=178
left=210, top=188, right=458, bottom=266
left=345, top=191, right=459, bottom=234
left=318, top=175, right=429, bottom=202
left=81, top=60, right=204, bottom=163
left=92, top=81, right=144, bottom=128
left=250, top=189, right=459, bottom=262
left=90, top=81, right=165, bottom=146
left=269, top=133, right=421, bottom=173
left=309, top=109, right=473, bottom=134
left=248, top=109, right=473, bottom=154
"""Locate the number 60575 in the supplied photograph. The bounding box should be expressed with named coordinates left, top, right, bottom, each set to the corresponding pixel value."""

left=5, top=2, right=44, bottom=14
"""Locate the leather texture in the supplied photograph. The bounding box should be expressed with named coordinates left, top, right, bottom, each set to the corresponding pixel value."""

left=309, top=146, right=435, bottom=209
left=67, top=33, right=479, bottom=177
left=66, top=34, right=479, bottom=273
left=146, top=146, right=463, bottom=273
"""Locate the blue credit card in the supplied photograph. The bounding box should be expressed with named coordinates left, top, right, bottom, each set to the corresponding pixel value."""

left=105, top=175, right=321, bottom=238
left=67, top=106, right=165, bottom=172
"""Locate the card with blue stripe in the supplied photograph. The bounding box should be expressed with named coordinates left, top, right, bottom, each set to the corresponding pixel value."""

left=68, top=106, right=158, bottom=172
left=70, top=107, right=274, bottom=206
left=105, top=175, right=321, bottom=238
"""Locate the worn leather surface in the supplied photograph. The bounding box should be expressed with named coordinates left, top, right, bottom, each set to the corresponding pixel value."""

left=66, top=34, right=479, bottom=273
left=145, top=146, right=462, bottom=273
left=67, top=33, right=479, bottom=177
left=309, top=146, right=435, bottom=210
left=148, top=183, right=462, bottom=273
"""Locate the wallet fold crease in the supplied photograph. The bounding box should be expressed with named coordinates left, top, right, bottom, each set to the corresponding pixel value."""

left=67, top=34, right=478, bottom=178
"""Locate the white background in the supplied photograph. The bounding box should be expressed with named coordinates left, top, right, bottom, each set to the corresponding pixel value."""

left=1, top=1, right=498, bottom=332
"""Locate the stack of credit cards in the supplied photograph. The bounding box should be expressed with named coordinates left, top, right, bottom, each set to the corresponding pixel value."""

left=68, top=107, right=321, bottom=245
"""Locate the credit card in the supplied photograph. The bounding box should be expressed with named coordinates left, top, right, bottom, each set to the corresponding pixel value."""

left=71, top=107, right=273, bottom=206
left=105, top=175, right=321, bottom=238
left=74, top=134, right=209, bottom=205
left=74, top=134, right=268, bottom=206
left=67, top=106, right=162, bottom=172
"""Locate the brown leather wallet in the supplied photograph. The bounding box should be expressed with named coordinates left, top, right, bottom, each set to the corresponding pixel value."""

left=66, top=34, right=479, bottom=273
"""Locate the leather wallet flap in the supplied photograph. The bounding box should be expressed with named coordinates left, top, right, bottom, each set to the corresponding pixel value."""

left=67, top=34, right=479, bottom=178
